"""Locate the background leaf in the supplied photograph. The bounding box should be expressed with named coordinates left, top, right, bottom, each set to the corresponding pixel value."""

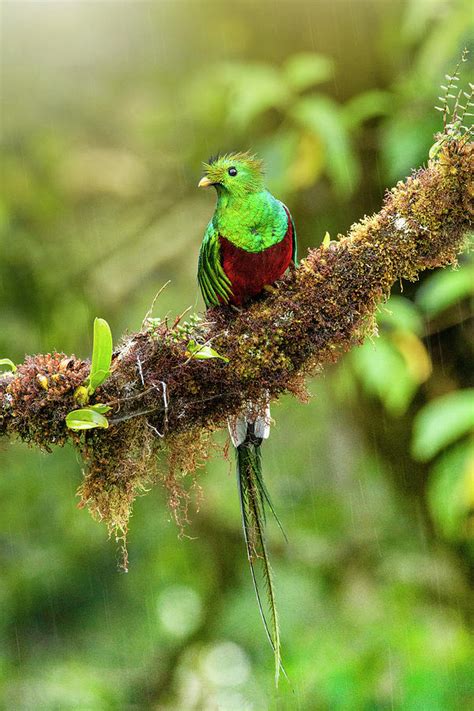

left=412, top=390, right=474, bottom=461
left=342, top=90, right=393, bottom=129
left=378, top=295, right=425, bottom=336
left=221, top=62, right=290, bottom=130
left=351, top=337, right=421, bottom=416
left=283, top=53, right=334, bottom=91
left=415, top=259, right=474, bottom=318
left=428, top=440, right=474, bottom=540
left=291, top=96, right=359, bottom=196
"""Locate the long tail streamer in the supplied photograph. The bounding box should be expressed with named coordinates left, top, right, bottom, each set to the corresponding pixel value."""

left=235, top=437, right=286, bottom=684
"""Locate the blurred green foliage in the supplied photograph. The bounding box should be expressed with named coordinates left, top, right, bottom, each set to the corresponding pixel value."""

left=0, top=1, right=473, bottom=709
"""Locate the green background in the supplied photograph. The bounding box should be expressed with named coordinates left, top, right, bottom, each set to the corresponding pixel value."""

left=0, top=1, right=473, bottom=709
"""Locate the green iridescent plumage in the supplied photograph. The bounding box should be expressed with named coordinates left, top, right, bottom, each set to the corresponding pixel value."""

left=197, top=152, right=297, bottom=307
left=197, top=223, right=233, bottom=307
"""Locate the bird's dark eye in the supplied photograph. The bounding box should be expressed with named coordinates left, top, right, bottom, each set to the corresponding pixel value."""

left=228, top=167, right=238, bottom=177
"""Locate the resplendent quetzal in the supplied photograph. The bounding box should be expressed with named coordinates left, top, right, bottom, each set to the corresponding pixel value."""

left=197, top=152, right=297, bottom=682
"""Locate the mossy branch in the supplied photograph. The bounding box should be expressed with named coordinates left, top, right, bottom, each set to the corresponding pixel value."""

left=0, top=136, right=472, bottom=545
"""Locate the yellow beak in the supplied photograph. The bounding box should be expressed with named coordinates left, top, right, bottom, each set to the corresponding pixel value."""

left=198, top=176, right=212, bottom=188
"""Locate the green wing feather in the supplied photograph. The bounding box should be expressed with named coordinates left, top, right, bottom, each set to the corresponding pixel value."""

left=198, top=221, right=233, bottom=307
left=280, top=201, right=298, bottom=266
left=236, top=442, right=286, bottom=685
left=289, top=210, right=298, bottom=266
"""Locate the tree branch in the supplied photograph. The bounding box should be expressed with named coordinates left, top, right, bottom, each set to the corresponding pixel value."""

left=1, top=137, right=472, bottom=542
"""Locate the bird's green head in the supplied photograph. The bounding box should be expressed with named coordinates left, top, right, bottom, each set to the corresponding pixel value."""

left=198, top=151, right=265, bottom=197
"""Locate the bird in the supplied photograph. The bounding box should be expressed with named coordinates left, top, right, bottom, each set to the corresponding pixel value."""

left=197, top=151, right=297, bottom=683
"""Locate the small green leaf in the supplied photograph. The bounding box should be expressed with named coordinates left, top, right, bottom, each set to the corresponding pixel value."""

left=322, top=232, right=331, bottom=248
left=412, top=390, right=474, bottom=461
left=88, top=403, right=112, bottom=414
left=186, top=339, right=229, bottom=363
left=88, top=317, right=113, bottom=394
left=66, top=407, right=109, bottom=431
left=89, top=369, right=111, bottom=392
left=0, top=358, right=17, bottom=373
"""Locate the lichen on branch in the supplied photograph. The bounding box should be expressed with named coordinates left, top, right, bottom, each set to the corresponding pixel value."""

left=0, top=137, right=472, bottom=546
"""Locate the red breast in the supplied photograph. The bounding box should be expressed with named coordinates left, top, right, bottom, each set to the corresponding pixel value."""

left=219, top=209, right=294, bottom=306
